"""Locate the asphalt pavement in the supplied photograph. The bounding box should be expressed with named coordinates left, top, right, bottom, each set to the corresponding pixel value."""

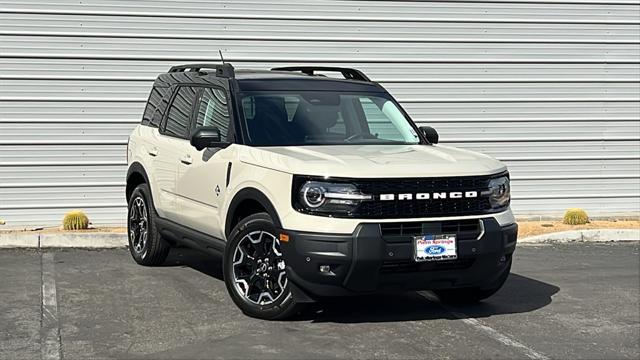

left=1, top=243, right=638, bottom=359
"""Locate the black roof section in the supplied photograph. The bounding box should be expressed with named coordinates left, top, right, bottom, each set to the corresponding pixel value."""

left=154, top=63, right=384, bottom=93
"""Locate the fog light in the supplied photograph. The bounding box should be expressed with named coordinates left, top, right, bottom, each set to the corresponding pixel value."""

left=319, top=265, right=331, bottom=273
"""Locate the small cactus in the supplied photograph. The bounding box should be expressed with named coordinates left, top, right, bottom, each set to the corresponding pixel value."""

left=63, top=210, right=89, bottom=230
left=563, top=208, right=589, bottom=225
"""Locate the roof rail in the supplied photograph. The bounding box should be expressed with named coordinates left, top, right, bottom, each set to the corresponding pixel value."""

left=271, top=66, right=371, bottom=82
left=168, top=63, right=235, bottom=78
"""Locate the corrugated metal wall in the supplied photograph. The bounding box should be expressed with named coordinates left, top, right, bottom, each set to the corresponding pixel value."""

left=1, top=0, right=639, bottom=226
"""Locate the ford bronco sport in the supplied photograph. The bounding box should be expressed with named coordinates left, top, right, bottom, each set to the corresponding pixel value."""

left=126, top=64, right=517, bottom=319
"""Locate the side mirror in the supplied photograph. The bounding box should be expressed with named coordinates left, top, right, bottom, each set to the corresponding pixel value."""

left=419, top=126, right=439, bottom=144
left=190, top=126, right=229, bottom=150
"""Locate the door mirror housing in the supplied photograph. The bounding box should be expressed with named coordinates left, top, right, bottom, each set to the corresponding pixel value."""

left=419, top=126, right=439, bottom=144
left=190, top=126, right=230, bottom=150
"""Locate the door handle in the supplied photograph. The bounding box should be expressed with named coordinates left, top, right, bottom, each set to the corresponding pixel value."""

left=148, top=148, right=158, bottom=157
left=180, top=155, right=193, bottom=165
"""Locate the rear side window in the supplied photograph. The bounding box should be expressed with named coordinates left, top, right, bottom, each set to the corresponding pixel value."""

left=164, top=86, right=197, bottom=138
left=142, top=86, right=169, bottom=127
left=195, top=87, right=230, bottom=142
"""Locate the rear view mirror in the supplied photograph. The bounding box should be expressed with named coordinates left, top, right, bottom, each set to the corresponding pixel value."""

left=190, top=126, right=230, bottom=150
left=419, top=126, right=439, bottom=144
left=301, top=93, right=340, bottom=106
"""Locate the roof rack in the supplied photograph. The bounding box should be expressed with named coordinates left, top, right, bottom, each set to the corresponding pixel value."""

left=271, top=66, right=371, bottom=82
left=168, top=63, right=235, bottom=78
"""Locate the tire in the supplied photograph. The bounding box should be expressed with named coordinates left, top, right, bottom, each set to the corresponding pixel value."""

left=223, top=213, right=300, bottom=320
left=434, top=262, right=511, bottom=305
left=127, top=183, right=170, bottom=266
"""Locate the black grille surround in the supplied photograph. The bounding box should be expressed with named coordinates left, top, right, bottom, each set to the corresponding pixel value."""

left=292, top=172, right=509, bottom=219
left=380, top=219, right=483, bottom=241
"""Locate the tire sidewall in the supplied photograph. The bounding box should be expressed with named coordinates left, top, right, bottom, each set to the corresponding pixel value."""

left=223, top=213, right=296, bottom=320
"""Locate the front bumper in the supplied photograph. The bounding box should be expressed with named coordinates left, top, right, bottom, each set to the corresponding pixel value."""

left=280, top=218, right=517, bottom=298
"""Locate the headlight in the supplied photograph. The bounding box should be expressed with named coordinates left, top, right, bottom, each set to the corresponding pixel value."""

left=487, top=176, right=510, bottom=209
left=296, top=180, right=372, bottom=215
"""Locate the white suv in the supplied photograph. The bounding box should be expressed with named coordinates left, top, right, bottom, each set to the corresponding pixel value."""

left=126, top=64, right=518, bottom=319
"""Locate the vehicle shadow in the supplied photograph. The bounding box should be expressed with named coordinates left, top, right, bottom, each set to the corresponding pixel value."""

left=309, top=273, right=559, bottom=323
left=162, top=247, right=559, bottom=323
left=163, top=247, right=225, bottom=280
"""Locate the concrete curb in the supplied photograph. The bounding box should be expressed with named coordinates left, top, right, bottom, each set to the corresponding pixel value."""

left=0, top=232, right=40, bottom=248
left=520, top=229, right=640, bottom=244
left=0, top=232, right=127, bottom=249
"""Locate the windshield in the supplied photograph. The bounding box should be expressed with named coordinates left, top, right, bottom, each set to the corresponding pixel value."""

left=240, top=91, right=422, bottom=146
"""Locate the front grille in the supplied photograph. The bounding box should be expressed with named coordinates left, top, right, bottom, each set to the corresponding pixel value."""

left=380, top=259, right=475, bottom=274
left=353, top=176, right=491, bottom=218
left=349, top=173, right=503, bottom=218
left=292, top=172, right=508, bottom=219
left=380, top=219, right=483, bottom=242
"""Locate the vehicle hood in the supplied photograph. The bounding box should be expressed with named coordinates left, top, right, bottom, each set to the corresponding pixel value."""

left=238, top=144, right=507, bottom=178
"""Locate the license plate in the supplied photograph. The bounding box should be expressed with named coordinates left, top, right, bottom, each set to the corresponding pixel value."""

left=414, top=234, right=457, bottom=262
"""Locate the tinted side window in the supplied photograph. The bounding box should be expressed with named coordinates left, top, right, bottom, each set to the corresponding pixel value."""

left=142, top=86, right=168, bottom=127
left=195, top=87, right=230, bottom=142
left=164, top=86, right=197, bottom=138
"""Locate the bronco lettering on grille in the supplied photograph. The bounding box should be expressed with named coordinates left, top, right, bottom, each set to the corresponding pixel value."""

left=379, top=191, right=478, bottom=201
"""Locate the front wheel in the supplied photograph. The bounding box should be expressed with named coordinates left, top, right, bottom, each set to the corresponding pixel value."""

left=223, top=213, right=300, bottom=320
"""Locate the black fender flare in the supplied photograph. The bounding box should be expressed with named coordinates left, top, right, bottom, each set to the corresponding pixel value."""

left=127, top=162, right=150, bottom=183
left=225, top=187, right=283, bottom=237
left=126, top=162, right=151, bottom=200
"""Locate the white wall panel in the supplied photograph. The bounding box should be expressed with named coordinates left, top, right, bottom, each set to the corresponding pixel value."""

left=0, top=0, right=639, bottom=226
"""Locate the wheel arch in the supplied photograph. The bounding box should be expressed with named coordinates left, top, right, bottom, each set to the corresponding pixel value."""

left=126, top=162, right=150, bottom=202
left=225, top=187, right=283, bottom=238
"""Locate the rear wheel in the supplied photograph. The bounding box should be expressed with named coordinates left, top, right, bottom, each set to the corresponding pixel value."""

left=223, top=213, right=300, bottom=320
left=127, top=183, right=170, bottom=266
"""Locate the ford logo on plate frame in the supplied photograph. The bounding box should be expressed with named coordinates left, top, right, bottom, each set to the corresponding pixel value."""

left=425, top=245, right=446, bottom=255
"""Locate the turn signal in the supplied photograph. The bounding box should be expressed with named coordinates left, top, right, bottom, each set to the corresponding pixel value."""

left=279, top=233, right=290, bottom=243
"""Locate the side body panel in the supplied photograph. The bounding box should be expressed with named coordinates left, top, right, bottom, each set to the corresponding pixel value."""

left=152, top=134, right=189, bottom=221
left=128, top=125, right=183, bottom=220
left=127, top=125, right=158, bottom=199
left=176, top=145, right=236, bottom=240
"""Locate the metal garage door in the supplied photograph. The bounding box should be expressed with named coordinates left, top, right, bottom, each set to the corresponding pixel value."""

left=1, top=0, right=639, bottom=226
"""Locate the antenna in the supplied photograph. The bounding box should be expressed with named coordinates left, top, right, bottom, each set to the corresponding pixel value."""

left=219, top=50, right=225, bottom=64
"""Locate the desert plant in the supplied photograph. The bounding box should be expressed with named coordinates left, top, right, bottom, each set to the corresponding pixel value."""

left=63, top=210, right=89, bottom=230
left=563, top=208, right=589, bottom=225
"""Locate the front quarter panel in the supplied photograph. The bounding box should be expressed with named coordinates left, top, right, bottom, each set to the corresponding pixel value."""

left=222, top=161, right=293, bottom=237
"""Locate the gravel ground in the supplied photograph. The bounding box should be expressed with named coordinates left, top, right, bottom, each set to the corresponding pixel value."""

left=518, top=220, right=640, bottom=238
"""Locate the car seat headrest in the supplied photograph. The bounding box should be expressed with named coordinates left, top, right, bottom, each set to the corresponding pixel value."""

left=294, top=103, right=339, bottom=132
